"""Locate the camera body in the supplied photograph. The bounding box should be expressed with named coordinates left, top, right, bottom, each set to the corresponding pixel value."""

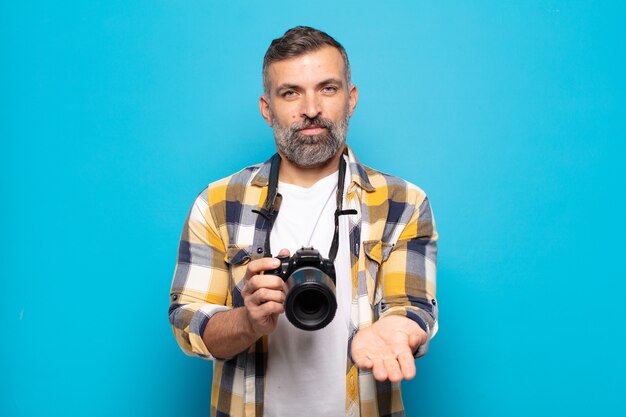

left=265, top=247, right=337, bottom=331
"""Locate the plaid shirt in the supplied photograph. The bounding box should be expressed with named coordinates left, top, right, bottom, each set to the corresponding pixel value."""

left=169, top=146, right=438, bottom=417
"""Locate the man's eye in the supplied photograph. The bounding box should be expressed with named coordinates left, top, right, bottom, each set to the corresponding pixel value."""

left=282, top=90, right=297, bottom=98
left=323, top=86, right=338, bottom=94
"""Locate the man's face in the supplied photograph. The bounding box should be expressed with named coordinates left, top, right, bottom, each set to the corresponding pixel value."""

left=260, top=46, right=358, bottom=168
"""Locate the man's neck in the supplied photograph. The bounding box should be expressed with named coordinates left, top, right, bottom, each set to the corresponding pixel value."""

left=278, top=149, right=344, bottom=188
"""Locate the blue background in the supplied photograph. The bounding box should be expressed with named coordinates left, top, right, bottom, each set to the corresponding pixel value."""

left=2, top=1, right=625, bottom=416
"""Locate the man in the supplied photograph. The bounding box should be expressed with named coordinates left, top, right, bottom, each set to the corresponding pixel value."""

left=169, top=26, right=438, bottom=417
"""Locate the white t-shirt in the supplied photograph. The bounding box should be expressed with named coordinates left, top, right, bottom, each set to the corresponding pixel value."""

left=264, top=162, right=352, bottom=417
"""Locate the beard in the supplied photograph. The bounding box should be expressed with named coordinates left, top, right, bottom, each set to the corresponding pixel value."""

left=272, top=112, right=349, bottom=168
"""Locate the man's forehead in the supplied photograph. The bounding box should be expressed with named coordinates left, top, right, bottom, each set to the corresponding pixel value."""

left=267, top=46, right=346, bottom=86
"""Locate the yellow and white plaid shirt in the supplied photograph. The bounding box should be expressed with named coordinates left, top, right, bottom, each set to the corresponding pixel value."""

left=169, top=146, right=438, bottom=417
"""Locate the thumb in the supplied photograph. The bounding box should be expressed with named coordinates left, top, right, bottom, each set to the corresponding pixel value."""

left=277, top=248, right=291, bottom=257
left=408, top=332, right=421, bottom=350
left=408, top=328, right=427, bottom=350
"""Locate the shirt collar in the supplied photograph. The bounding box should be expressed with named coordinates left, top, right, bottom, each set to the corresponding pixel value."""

left=345, top=145, right=375, bottom=192
left=250, top=145, right=375, bottom=192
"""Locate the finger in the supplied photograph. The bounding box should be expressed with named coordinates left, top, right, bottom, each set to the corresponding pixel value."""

left=244, top=257, right=282, bottom=280
left=371, top=357, right=388, bottom=381
left=408, top=328, right=427, bottom=350
left=246, top=296, right=285, bottom=314
left=246, top=274, right=286, bottom=293
left=254, top=300, right=285, bottom=316
left=247, top=287, right=286, bottom=306
left=397, top=350, right=416, bottom=380
left=383, top=356, right=403, bottom=383
left=352, top=349, right=373, bottom=370
left=246, top=301, right=285, bottom=329
left=275, top=249, right=290, bottom=293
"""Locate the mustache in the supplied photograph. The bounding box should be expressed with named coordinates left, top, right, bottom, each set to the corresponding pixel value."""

left=290, top=116, right=334, bottom=132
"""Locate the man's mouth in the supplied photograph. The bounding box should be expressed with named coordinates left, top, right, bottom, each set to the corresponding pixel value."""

left=298, top=126, right=326, bottom=136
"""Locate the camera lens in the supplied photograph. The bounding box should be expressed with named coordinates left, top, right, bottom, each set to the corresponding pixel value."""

left=284, top=267, right=337, bottom=331
left=293, top=288, right=329, bottom=320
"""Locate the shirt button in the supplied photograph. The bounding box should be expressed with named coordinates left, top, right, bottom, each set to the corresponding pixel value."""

left=256, top=247, right=263, bottom=254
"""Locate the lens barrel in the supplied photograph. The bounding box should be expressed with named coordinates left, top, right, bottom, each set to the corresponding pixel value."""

left=284, top=266, right=337, bottom=331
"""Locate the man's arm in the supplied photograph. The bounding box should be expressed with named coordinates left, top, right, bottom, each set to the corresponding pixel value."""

left=352, top=194, right=438, bottom=381
left=376, top=195, right=438, bottom=349
left=168, top=189, right=231, bottom=359
left=169, top=188, right=290, bottom=359
left=202, top=252, right=289, bottom=359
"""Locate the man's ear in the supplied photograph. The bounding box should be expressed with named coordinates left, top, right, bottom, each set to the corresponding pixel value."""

left=259, top=95, right=273, bottom=126
left=348, top=84, right=359, bottom=117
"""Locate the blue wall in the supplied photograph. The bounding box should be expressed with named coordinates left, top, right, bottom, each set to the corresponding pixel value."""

left=2, top=1, right=625, bottom=416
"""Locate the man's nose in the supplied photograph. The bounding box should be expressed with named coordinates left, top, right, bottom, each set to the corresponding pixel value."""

left=301, top=94, right=321, bottom=119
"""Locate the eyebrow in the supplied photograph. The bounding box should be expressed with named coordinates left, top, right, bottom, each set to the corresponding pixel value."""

left=317, top=78, right=344, bottom=88
left=274, top=78, right=345, bottom=94
left=275, top=83, right=300, bottom=94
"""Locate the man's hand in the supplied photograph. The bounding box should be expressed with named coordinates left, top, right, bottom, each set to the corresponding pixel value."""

left=241, top=248, right=290, bottom=337
left=351, top=315, right=427, bottom=382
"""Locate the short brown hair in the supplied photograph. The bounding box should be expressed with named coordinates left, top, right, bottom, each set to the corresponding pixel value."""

left=262, top=26, right=351, bottom=97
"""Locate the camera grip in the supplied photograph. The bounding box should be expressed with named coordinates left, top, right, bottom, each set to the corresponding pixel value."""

left=264, top=255, right=290, bottom=279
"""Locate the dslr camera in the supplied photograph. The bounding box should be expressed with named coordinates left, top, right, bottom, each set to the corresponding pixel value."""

left=265, top=247, right=337, bottom=331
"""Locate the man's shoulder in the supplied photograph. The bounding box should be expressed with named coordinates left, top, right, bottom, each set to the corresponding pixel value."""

left=187, top=160, right=270, bottom=214
left=354, top=161, right=436, bottom=244
left=208, top=161, right=266, bottom=189
left=346, top=146, right=428, bottom=203
left=355, top=161, right=429, bottom=207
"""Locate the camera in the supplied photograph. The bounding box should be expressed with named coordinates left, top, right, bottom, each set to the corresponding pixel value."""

left=265, top=247, right=337, bottom=331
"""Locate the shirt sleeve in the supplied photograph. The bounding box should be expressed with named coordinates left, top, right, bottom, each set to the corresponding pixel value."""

left=378, top=195, right=438, bottom=358
left=168, top=188, right=231, bottom=360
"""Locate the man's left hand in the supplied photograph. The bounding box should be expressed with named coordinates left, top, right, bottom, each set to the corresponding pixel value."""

left=351, top=315, right=427, bottom=382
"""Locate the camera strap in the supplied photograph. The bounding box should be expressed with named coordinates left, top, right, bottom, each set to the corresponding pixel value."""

left=257, top=151, right=357, bottom=262
left=329, top=154, right=358, bottom=262
left=251, top=153, right=281, bottom=258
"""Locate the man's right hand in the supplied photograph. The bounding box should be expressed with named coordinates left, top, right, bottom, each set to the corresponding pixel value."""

left=202, top=248, right=291, bottom=358
left=241, top=248, right=291, bottom=337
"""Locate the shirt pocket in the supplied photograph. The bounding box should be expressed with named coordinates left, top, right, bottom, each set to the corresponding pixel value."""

left=362, top=240, right=394, bottom=312
left=225, top=244, right=252, bottom=307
